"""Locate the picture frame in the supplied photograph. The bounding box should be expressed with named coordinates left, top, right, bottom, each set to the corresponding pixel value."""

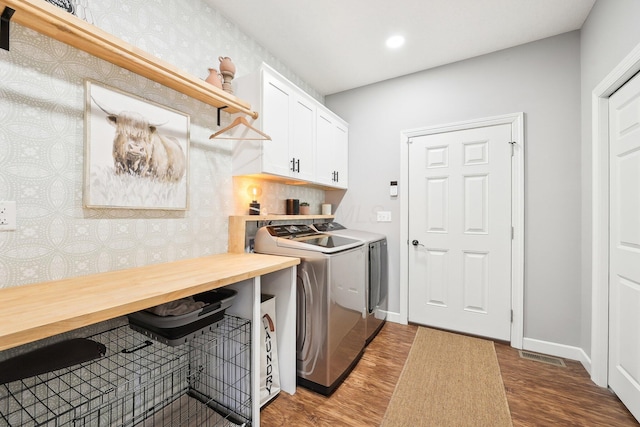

left=44, top=0, right=77, bottom=15
left=83, top=80, right=190, bottom=210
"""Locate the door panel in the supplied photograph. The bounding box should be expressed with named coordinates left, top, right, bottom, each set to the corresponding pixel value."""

left=463, top=140, right=489, bottom=165
left=464, top=174, right=488, bottom=233
left=609, top=70, right=640, bottom=422
left=463, top=250, right=489, bottom=313
left=426, top=176, right=448, bottom=232
left=408, top=124, right=512, bottom=341
left=426, top=249, right=448, bottom=306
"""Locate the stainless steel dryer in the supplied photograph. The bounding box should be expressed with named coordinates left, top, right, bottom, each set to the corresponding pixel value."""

left=254, top=224, right=366, bottom=395
left=312, top=222, right=388, bottom=345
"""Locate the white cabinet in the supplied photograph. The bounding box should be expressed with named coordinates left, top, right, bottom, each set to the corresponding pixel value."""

left=234, top=64, right=315, bottom=182
left=234, top=63, right=347, bottom=189
left=315, top=108, right=349, bottom=189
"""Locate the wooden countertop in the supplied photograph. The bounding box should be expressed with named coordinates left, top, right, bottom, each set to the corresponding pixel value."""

left=0, top=253, right=299, bottom=351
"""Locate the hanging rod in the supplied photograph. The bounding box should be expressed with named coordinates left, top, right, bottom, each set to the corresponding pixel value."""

left=1, top=7, right=15, bottom=51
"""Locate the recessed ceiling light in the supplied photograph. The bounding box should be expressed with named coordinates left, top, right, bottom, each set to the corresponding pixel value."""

left=386, top=35, right=405, bottom=49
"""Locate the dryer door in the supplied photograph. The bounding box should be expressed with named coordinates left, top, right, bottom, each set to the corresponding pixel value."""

left=296, top=260, right=325, bottom=377
left=326, top=246, right=366, bottom=383
left=369, top=239, right=388, bottom=313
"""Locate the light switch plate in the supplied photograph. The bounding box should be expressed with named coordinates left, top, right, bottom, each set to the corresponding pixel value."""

left=377, top=211, right=391, bottom=222
left=0, top=201, right=17, bottom=231
left=390, top=181, right=398, bottom=197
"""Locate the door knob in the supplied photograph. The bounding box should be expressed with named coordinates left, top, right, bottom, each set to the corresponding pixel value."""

left=412, top=240, right=425, bottom=248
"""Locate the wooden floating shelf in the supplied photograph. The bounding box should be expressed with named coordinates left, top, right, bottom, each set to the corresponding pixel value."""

left=0, top=0, right=258, bottom=118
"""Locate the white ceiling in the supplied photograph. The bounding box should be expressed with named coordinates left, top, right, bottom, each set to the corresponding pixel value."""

left=206, top=0, right=596, bottom=96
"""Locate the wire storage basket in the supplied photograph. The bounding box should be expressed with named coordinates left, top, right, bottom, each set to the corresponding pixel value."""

left=0, top=315, right=251, bottom=427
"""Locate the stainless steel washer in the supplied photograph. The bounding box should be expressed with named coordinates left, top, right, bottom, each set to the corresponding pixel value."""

left=312, top=222, right=388, bottom=345
left=254, top=224, right=366, bottom=395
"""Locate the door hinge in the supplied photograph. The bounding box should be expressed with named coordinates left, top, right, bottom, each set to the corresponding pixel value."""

left=508, top=141, right=516, bottom=156
left=511, top=226, right=514, bottom=240
left=511, top=310, right=514, bottom=322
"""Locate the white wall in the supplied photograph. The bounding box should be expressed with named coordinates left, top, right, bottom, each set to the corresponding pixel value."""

left=579, top=0, right=640, bottom=357
left=7, top=0, right=637, bottom=359
left=326, top=32, right=582, bottom=347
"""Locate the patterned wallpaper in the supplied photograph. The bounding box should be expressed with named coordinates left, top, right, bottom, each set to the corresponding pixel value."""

left=0, top=0, right=326, bottom=289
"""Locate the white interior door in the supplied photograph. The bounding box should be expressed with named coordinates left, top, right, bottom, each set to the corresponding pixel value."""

left=608, top=70, right=640, bottom=422
left=408, top=124, right=512, bottom=341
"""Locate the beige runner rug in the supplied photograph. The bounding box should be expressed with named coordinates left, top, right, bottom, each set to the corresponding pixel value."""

left=381, top=327, right=512, bottom=427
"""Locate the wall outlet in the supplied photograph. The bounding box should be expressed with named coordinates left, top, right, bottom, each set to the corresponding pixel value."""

left=377, top=211, right=392, bottom=222
left=0, top=201, right=17, bottom=231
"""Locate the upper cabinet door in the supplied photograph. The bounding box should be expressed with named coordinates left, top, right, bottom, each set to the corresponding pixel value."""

left=261, top=73, right=294, bottom=177
left=315, top=108, right=348, bottom=189
left=333, top=120, right=349, bottom=189
left=291, top=93, right=316, bottom=182
left=315, top=110, right=335, bottom=187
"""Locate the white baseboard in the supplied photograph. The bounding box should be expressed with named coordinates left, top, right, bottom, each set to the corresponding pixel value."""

left=382, top=320, right=595, bottom=377
left=523, top=337, right=592, bottom=374
left=384, top=311, right=407, bottom=325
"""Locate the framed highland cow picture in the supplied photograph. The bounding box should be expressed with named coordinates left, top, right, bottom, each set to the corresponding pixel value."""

left=83, top=80, right=190, bottom=210
left=44, top=0, right=76, bottom=15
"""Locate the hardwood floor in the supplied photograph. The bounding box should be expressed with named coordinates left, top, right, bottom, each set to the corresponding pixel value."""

left=260, top=322, right=638, bottom=426
left=495, top=342, right=637, bottom=426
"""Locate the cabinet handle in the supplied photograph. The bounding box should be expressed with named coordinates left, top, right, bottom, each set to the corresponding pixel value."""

left=336, top=171, right=339, bottom=182
left=290, top=157, right=296, bottom=172
left=296, top=159, right=300, bottom=173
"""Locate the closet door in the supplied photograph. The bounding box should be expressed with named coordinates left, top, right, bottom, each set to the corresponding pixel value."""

left=608, top=70, right=640, bottom=422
